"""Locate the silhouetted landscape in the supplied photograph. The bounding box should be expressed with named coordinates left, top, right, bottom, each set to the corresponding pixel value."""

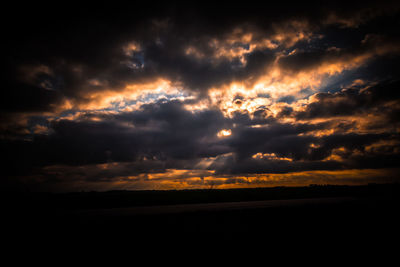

left=4, top=183, right=400, bottom=210
left=3, top=184, right=399, bottom=252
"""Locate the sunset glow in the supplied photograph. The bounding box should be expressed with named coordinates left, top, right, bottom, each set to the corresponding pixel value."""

left=2, top=1, right=400, bottom=192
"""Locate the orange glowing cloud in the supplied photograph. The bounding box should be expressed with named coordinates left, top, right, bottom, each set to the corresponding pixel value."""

left=217, top=129, right=232, bottom=137
left=122, top=41, right=142, bottom=56
left=184, top=21, right=314, bottom=65
left=252, top=152, right=293, bottom=161
left=201, top=35, right=400, bottom=118
left=56, top=168, right=400, bottom=191
left=67, top=78, right=187, bottom=111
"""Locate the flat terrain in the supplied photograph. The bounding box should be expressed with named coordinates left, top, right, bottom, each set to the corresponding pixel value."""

left=65, top=196, right=357, bottom=216
left=3, top=184, right=400, bottom=253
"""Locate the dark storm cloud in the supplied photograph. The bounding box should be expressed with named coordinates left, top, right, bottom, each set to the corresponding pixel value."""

left=213, top=128, right=400, bottom=175
left=1, top=100, right=229, bottom=176
left=2, top=98, right=400, bottom=189
left=278, top=32, right=400, bottom=75
left=211, top=155, right=344, bottom=175
left=226, top=122, right=324, bottom=158
left=147, top=46, right=276, bottom=91
left=226, top=122, right=373, bottom=162
left=3, top=1, right=399, bottom=114
left=2, top=97, right=390, bottom=174
left=294, top=80, right=400, bottom=120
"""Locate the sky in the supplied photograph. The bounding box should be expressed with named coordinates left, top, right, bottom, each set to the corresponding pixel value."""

left=2, top=1, right=400, bottom=192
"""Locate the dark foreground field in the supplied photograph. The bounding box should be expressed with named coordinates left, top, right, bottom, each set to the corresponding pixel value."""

left=3, top=184, right=400, bottom=256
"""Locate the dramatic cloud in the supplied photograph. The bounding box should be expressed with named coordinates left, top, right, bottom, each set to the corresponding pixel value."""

left=2, top=1, right=400, bottom=191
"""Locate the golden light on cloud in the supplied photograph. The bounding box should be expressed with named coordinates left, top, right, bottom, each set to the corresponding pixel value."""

left=184, top=22, right=314, bottom=65
left=73, top=78, right=184, bottom=111
left=80, top=168, right=400, bottom=191
left=217, top=129, right=232, bottom=137
left=123, top=41, right=142, bottom=56
left=209, top=83, right=273, bottom=117
left=252, top=152, right=293, bottom=161
left=146, top=169, right=215, bottom=180
left=207, top=67, right=322, bottom=117
left=204, top=41, right=394, bottom=119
